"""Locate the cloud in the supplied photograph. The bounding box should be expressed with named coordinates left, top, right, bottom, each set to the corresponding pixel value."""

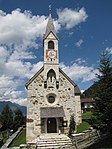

left=0, top=46, right=9, bottom=62
left=0, top=9, right=48, bottom=103
left=60, top=62, right=99, bottom=82
left=68, top=32, right=74, bottom=36
left=0, top=76, right=23, bottom=96
left=75, top=39, right=84, bottom=47
left=75, top=58, right=86, bottom=64
left=81, top=90, right=85, bottom=93
left=0, top=9, right=60, bottom=60
left=105, top=47, right=112, bottom=54
left=8, top=98, right=27, bottom=106
left=57, top=7, right=88, bottom=29
left=25, top=61, right=43, bottom=78
left=0, top=9, right=47, bottom=46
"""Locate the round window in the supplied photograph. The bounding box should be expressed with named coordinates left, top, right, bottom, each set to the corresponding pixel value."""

left=48, top=95, right=55, bottom=103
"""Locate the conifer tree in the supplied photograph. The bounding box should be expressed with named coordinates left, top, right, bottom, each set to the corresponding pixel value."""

left=13, top=109, right=25, bottom=131
left=69, top=114, right=76, bottom=135
left=93, top=51, right=112, bottom=133
left=0, top=104, right=13, bottom=130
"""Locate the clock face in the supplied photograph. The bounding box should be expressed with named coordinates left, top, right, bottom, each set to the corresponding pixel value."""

left=48, top=50, right=56, bottom=58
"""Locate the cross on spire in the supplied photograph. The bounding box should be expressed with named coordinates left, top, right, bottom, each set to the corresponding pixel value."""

left=44, top=5, right=58, bottom=39
left=49, top=5, right=51, bottom=16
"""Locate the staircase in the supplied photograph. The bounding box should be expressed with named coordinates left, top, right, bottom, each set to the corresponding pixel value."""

left=36, top=133, right=72, bottom=149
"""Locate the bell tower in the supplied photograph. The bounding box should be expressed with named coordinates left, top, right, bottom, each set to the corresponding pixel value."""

left=44, top=6, right=59, bottom=65
left=43, top=6, right=59, bottom=84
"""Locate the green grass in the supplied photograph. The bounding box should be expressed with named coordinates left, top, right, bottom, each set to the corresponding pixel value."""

left=82, top=111, right=93, bottom=119
left=76, top=111, right=92, bottom=133
left=77, top=121, right=91, bottom=133
left=9, top=129, right=26, bottom=147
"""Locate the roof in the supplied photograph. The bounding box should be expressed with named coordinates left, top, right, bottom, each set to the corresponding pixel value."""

left=59, top=68, right=80, bottom=95
left=81, top=98, right=95, bottom=103
left=40, top=107, right=65, bottom=118
left=44, top=14, right=58, bottom=39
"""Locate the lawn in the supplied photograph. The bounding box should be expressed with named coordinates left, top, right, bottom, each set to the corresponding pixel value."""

left=82, top=111, right=93, bottom=119
left=9, top=128, right=26, bottom=147
left=77, top=121, right=91, bottom=133
left=76, top=111, right=92, bottom=133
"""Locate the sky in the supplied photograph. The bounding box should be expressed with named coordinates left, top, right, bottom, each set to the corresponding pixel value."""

left=0, top=0, right=112, bottom=106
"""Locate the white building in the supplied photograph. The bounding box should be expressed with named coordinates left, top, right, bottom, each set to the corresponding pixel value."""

left=26, top=11, right=82, bottom=142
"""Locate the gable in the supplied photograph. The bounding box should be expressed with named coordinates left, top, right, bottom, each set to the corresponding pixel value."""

left=44, top=31, right=58, bottom=40
left=25, top=66, right=80, bottom=95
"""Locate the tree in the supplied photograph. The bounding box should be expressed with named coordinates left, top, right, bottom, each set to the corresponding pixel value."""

left=13, top=109, right=25, bottom=131
left=92, top=51, right=112, bottom=133
left=69, top=114, right=76, bottom=135
left=0, top=104, right=13, bottom=130
left=83, top=81, right=100, bottom=98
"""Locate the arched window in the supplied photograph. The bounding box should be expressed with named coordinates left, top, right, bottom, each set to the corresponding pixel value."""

left=47, top=69, right=56, bottom=82
left=48, top=41, right=54, bottom=49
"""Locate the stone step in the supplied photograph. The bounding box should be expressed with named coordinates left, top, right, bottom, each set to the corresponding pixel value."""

left=38, top=139, right=71, bottom=142
left=39, top=138, right=69, bottom=141
left=55, top=139, right=72, bottom=142
left=37, top=140, right=55, bottom=143
left=37, top=145, right=72, bottom=149
left=36, top=134, right=73, bottom=149
left=37, top=147, right=60, bottom=149
left=39, top=134, right=68, bottom=139
left=37, top=143, right=59, bottom=147
left=37, top=142, right=72, bottom=148
left=37, top=139, right=72, bottom=143
left=37, top=141, right=72, bottom=145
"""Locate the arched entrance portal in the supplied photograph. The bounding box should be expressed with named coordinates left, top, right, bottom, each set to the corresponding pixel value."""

left=47, top=118, right=57, bottom=133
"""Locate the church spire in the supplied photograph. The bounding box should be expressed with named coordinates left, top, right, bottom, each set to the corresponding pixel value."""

left=44, top=6, right=58, bottom=39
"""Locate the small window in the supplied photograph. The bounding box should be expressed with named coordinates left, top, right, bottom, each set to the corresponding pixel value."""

left=48, top=41, right=54, bottom=49
left=56, top=81, right=59, bottom=89
left=44, top=81, right=47, bottom=88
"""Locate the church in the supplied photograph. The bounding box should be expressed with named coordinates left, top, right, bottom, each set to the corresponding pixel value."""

left=25, top=10, right=82, bottom=143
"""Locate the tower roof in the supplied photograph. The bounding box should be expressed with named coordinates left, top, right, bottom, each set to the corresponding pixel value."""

left=44, top=13, right=58, bottom=39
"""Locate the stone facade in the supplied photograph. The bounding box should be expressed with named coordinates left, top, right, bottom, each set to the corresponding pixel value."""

left=26, top=13, right=82, bottom=143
